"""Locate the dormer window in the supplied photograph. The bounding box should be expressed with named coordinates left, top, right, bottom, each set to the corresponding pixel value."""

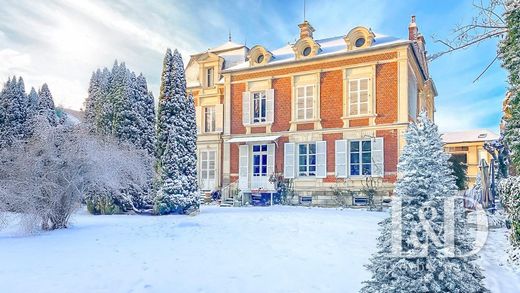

left=292, top=37, right=320, bottom=60
left=206, top=67, right=214, bottom=87
left=248, top=45, right=272, bottom=66
left=344, top=26, right=375, bottom=50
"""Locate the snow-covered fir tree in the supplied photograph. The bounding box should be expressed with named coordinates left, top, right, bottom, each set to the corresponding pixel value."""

left=136, top=73, right=156, bottom=156
left=38, top=83, right=58, bottom=126
left=502, top=1, right=520, bottom=171
left=154, top=49, right=199, bottom=215
left=27, top=87, right=39, bottom=119
left=361, top=112, right=488, bottom=293
left=0, top=76, right=30, bottom=148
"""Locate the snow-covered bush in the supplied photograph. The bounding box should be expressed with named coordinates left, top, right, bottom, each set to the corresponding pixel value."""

left=498, top=177, right=520, bottom=255
left=361, top=112, right=488, bottom=292
left=0, top=118, right=153, bottom=230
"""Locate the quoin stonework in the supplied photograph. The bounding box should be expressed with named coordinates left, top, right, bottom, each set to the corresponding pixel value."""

left=187, top=16, right=437, bottom=206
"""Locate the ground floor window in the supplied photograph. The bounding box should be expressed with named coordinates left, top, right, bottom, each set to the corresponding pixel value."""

left=252, top=144, right=268, bottom=177
left=298, top=143, right=317, bottom=177
left=350, top=140, right=372, bottom=176
left=200, top=150, right=216, bottom=189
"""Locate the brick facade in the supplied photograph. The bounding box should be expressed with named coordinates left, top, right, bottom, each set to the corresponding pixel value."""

left=320, top=70, right=344, bottom=129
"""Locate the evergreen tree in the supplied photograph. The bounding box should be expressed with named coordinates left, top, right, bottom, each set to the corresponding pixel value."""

left=27, top=87, right=39, bottom=119
left=502, top=1, right=520, bottom=171
left=136, top=74, right=156, bottom=155
left=449, top=155, right=468, bottom=190
left=38, top=83, right=57, bottom=126
left=361, top=112, right=488, bottom=293
left=154, top=49, right=199, bottom=215
left=0, top=76, right=29, bottom=148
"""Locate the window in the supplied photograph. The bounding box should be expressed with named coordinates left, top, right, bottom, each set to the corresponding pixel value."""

left=200, top=150, right=216, bottom=190
left=252, top=91, right=267, bottom=123
left=252, top=144, right=268, bottom=177
left=349, top=140, right=372, bottom=176
left=206, top=67, right=214, bottom=87
left=355, top=37, right=366, bottom=47
left=349, top=78, right=369, bottom=116
left=302, top=46, right=312, bottom=56
left=256, top=54, right=264, bottom=63
left=298, top=143, right=317, bottom=177
left=296, top=85, right=314, bottom=121
left=204, top=106, right=216, bottom=132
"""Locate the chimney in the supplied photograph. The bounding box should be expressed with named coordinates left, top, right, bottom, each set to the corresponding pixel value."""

left=408, top=15, right=418, bottom=40
left=298, top=20, right=315, bottom=39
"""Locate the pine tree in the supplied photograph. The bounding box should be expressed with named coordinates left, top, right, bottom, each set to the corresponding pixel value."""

left=27, top=87, right=39, bottom=119
left=361, top=113, right=488, bottom=293
left=154, top=49, right=199, bottom=215
left=0, top=76, right=30, bottom=148
left=502, top=1, right=520, bottom=171
left=136, top=74, right=156, bottom=156
left=85, top=70, right=102, bottom=131
left=38, top=83, right=57, bottom=126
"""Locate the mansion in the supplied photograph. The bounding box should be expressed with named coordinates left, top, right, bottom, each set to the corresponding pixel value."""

left=186, top=17, right=436, bottom=206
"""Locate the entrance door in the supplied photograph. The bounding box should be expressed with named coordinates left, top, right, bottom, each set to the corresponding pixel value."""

left=200, top=150, right=216, bottom=191
left=250, top=144, right=274, bottom=190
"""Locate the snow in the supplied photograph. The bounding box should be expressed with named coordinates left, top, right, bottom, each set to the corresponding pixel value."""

left=442, top=129, right=500, bottom=144
left=224, top=34, right=407, bottom=72
left=0, top=206, right=518, bottom=293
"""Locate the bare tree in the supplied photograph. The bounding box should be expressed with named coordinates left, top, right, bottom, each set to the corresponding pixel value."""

left=430, top=0, right=508, bottom=81
left=0, top=117, right=153, bottom=231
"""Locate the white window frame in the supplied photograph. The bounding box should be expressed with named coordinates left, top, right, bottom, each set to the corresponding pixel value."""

left=348, top=78, right=370, bottom=117
left=296, top=85, right=315, bottom=121
left=298, top=143, right=317, bottom=177
left=349, top=139, right=373, bottom=177
left=252, top=144, right=268, bottom=177
left=252, top=91, right=267, bottom=124
left=206, top=67, right=214, bottom=87
left=204, top=106, right=216, bottom=133
left=200, top=149, right=216, bottom=190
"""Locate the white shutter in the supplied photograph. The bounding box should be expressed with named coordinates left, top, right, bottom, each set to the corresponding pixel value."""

left=316, top=141, right=327, bottom=179
left=267, top=144, right=275, bottom=176
left=215, top=104, right=223, bottom=132
left=196, top=106, right=202, bottom=134
left=266, top=88, right=274, bottom=123
left=242, top=92, right=250, bottom=125
left=335, top=140, right=348, bottom=178
left=371, top=137, right=384, bottom=177
left=239, top=145, right=249, bottom=190
left=284, top=143, right=296, bottom=179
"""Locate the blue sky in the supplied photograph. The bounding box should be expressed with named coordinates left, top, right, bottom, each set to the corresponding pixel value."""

left=0, top=0, right=507, bottom=132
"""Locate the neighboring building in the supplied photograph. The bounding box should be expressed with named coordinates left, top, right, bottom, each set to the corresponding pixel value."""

left=442, top=129, right=499, bottom=187
left=186, top=39, right=248, bottom=192
left=189, top=16, right=436, bottom=205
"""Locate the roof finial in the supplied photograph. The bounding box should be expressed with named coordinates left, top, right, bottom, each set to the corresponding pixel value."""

left=303, top=0, right=306, bottom=22
left=228, top=29, right=232, bottom=42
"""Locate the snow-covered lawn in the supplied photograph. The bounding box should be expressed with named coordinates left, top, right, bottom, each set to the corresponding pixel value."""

left=0, top=206, right=518, bottom=293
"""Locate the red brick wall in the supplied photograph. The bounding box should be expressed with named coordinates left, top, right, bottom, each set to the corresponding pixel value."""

left=272, top=77, right=292, bottom=132
left=275, top=136, right=289, bottom=173
left=230, top=143, right=239, bottom=174
left=350, top=118, right=369, bottom=127
left=323, top=133, right=343, bottom=182
left=320, top=70, right=344, bottom=129
left=231, top=83, right=246, bottom=134
left=376, top=129, right=398, bottom=183
left=251, top=127, right=266, bottom=134
left=297, top=123, right=314, bottom=131
left=375, top=62, right=398, bottom=124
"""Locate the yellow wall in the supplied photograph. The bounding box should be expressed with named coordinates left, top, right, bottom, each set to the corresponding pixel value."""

left=444, top=141, right=493, bottom=187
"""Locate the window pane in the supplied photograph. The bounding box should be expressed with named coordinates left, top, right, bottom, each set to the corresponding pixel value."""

left=350, top=164, right=360, bottom=176
left=262, top=166, right=267, bottom=175
left=299, top=155, right=307, bottom=165
left=298, top=109, right=305, bottom=120
left=350, top=106, right=358, bottom=116
left=261, top=145, right=267, bottom=151
left=262, top=155, right=267, bottom=165
left=306, top=109, right=313, bottom=119
left=209, top=152, right=215, bottom=160
left=201, top=152, right=207, bottom=160
left=362, top=164, right=371, bottom=175
left=360, top=102, right=368, bottom=114
left=350, top=141, right=359, bottom=152
left=253, top=155, right=260, bottom=165
left=360, top=79, right=368, bottom=90
left=309, top=143, right=316, bottom=154
left=309, top=154, right=316, bottom=165
left=350, top=153, right=359, bottom=164
left=253, top=166, right=260, bottom=175
left=362, top=152, right=371, bottom=164
left=360, top=91, right=368, bottom=103
left=350, top=80, right=358, bottom=91
left=253, top=145, right=260, bottom=152
left=362, top=141, right=371, bottom=151
left=297, top=87, right=305, bottom=97
left=209, top=161, right=215, bottom=170
left=209, top=170, right=215, bottom=178
left=202, top=170, right=208, bottom=178
left=306, top=86, right=313, bottom=96
left=309, top=165, right=316, bottom=172
left=297, top=97, right=305, bottom=107
left=299, top=144, right=307, bottom=154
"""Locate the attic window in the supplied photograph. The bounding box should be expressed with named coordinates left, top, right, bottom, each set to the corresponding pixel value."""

left=355, top=37, right=366, bottom=47
left=303, top=46, right=312, bottom=56
left=478, top=133, right=487, bottom=139
left=256, top=54, right=264, bottom=63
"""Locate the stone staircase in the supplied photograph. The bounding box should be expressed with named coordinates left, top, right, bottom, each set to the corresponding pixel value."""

left=219, top=181, right=239, bottom=207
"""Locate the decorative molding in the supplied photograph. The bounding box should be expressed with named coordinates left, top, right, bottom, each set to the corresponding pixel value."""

left=344, top=26, right=375, bottom=51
